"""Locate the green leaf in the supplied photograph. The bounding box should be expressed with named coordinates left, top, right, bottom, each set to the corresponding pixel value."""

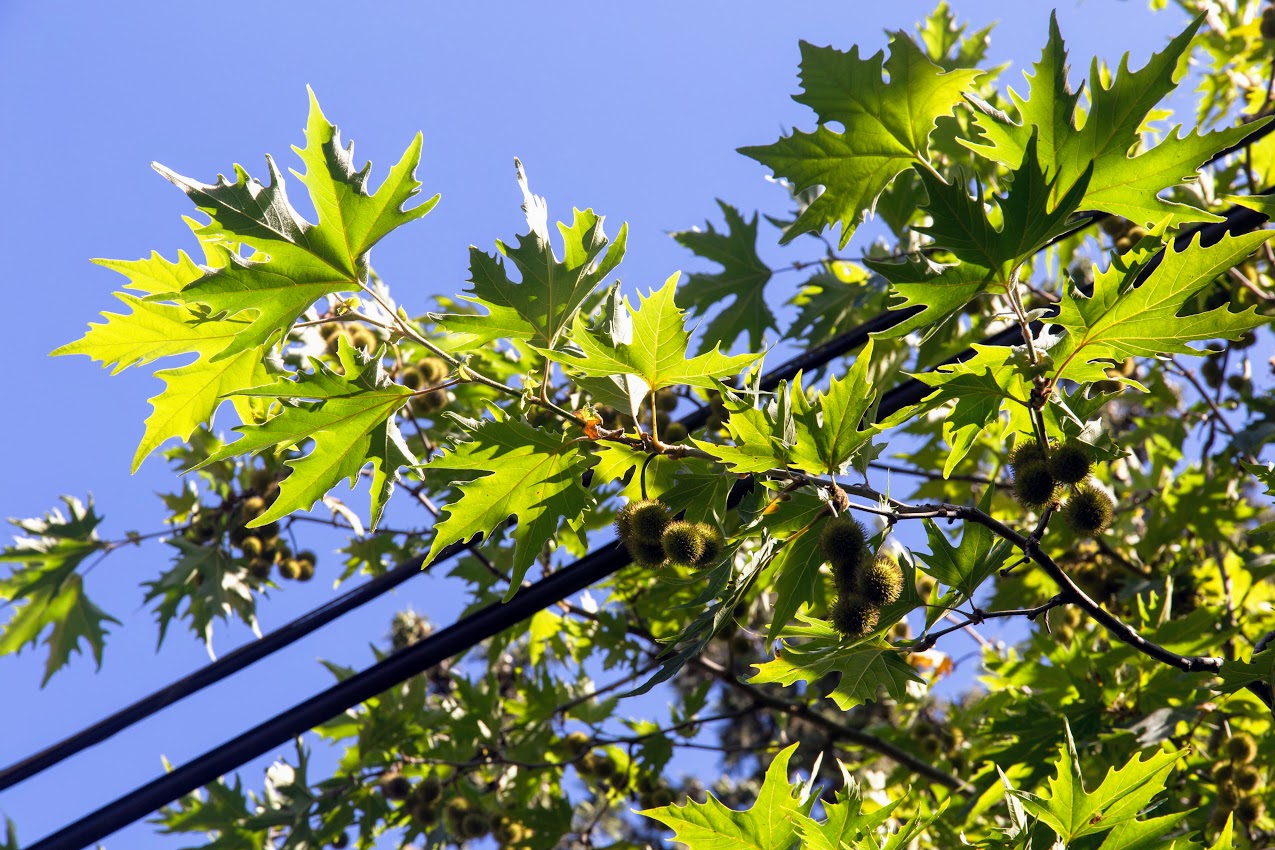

left=0, top=497, right=116, bottom=684
left=197, top=337, right=416, bottom=530
left=142, top=538, right=258, bottom=650
left=422, top=416, right=594, bottom=598
left=540, top=274, right=760, bottom=396
left=1015, top=725, right=1182, bottom=843
left=1051, top=231, right=1271, bottom=384
left=638, top=743, right=813, bottom=850
left=918, top=486, right=1010, bottom=604
left=911, top=344, right=1028, bottom=474
left=765, top=519, right=824, bottom=643
left=1216, top=648, right=1275, bottom=695
left=965, top=15, right=1266, bottom=227
left=751, top=620, right=923, bottom=710
left=153, top=90, right=435, bottom=359
left=740, top=35, right=980, bottom=247
left=913, top=130, right=1092, bottom=278
left=439, top=160, right=626, bottom=349
left=866, top=254, right=1000, bottom=340
left=671, top=201, right=775, bottom=353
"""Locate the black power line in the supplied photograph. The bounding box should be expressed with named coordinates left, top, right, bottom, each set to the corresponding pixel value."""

left=20, top=129, right=1275, bottom=848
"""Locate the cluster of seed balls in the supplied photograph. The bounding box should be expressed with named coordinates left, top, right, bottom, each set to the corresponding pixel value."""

left=1010, top=438, right=1114, bottom=537
left=1211, top=733, right=1267, bottom=828
left=399, top=355, right=451, bottom=418
left=616, top=499, right=724, bottom=570
left=595, top=389, right=690, bottom=442
left=555, top=730, right=676, bottom=808
left=185, top=489, right=316, bottom=583
left=378, top=771, right=532, bottom=847
left=819, top=515, right=903, bottom=638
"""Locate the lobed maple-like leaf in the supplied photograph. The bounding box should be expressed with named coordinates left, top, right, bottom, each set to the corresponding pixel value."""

left=671, top=201, right=775, bottom=353
left=143, top=538, right=259, bottom=651
left=152, top=89, right=436, bottom=360
left=421, top=416, right=595, bottom=599
left=866, top=254, right=1000, bottom=340
left=917, top=487, right=1010, bottom=604
left=740, top=35, right=981, bottom=247
left=1015, top=725, right=1182, bottom=843
left=965, top=15, right=1267, bottom=227
left=751, top=619, right=923, bottom=711
left=0, top=497, right=117, bottom=685
left=638, top=743, right=813, bottom=850
left=539, top=274, right=760, bottom=397
left=438, top=161, right=626, bottom=349
left=1051, top=230, right=1271, bottom=384
left=196, top=337, right=417, bottom=530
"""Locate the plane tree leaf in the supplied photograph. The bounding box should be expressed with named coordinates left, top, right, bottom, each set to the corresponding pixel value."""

left=671, top=201, right=775, bottom=353
left=197, top=337, right=417, bottom=530
left=539, top=274, right=760, bottom=397
left=740, top=34, right=981, bottom=247
left=0, top=497, right=116, bottom=685
left=1051, top=231, right=1271, bottom=384
left=421, top=416, right=595, bottom=598
left=438, top=161, right=626, bottom=349
left=152, top=90, right=436, bottom=360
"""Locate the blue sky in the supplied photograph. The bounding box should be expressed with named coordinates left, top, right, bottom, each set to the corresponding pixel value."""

left=0, top=1, right=1196, bottom=847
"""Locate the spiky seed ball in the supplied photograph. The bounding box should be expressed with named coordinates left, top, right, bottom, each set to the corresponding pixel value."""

left=248, top=558, right=272, bottom=580
left=1061, top=482, right=1115, bottom=537
left=1229, top=733, right=1259, bottom=765
left=318, top=322, right=342, bottom=341
left=297, top=550, right=317, bottom=568
left=295, top=559, right=315, bottom=582
left=1263, top=6, right=1275, bottom=39
left=1013, top=463, right=1059, bottom=510
left=239, top=496, right=267, bottom=520
left=830, top=593, right=880, bottom=638
left=273, top=544, right=292, bottom=563
left=400, top=366, right=425, bottom=390
left=662, top=422, right=689, bottom=443
left=857, top=554, right=903, bottom=606
left=379, top=771, right=411, bottom=801
left=692, top=523, right=725, bottom=568
left=1237, top=796, right=1265, bottom=824
left=578, top=751, right=600, bottom=776
left=442, top=797, right=471, bottom=835
left=561, top=730, right=591, bottom=758
left=1049, top=440, right=1094, bottom=485
left=627, top=539, right=668, bottom=568
left=655, top=390, right=679, bottom=412
left=662, top=520, right=706, bottom=566
left=590, top=752, right=617, bottom=779
left=819, top=515, right=868, bottom=592
left=1009, top=440, right=1046, bottom=473
left=415, top=775, right=443, bottom=804
left=1234, top=764, right=1263, bottom=793
left=331, top=832, right=350, bottom=849
left=418, top=356, right=449, bottom=383
left=1214, top=763, right=1236, bottom=784
left=460, top=811, right=491, bottom=839
left=240, top=535, right=263, bottom=557
left=624, top=499, right=671, bottom=544
left=348, top=326, right=378, bottom=354
left=278, top=559, right=303, bottom=580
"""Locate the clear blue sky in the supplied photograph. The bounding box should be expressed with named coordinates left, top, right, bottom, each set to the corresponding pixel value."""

left=0, top=1, right=1193, bottom=847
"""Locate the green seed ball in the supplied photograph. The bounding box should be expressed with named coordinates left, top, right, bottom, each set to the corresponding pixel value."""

left=460, top=811, right=491, bottom=839
left=240, top=496, right=267, bottom=520
left=318, top=322, right=343, bottom=341
left=297, top=550, right=317, bottom=567
left=1061, top=482, right=1115, bottom=537
left=295, top=559, right=315, bottom=582
left=417, top=356, right=449, bottom=383
left=663, top=422, right=689, bottom=442
left=349, top=326, right=378, bottom=354
left=857, top=554, right=903, bottom=606
left=331, top=832, right=350, bottom=848
left=692, top=523, right=725, bottom=568
left=278, top=559, right=303, bottom=580
left=379, top=772, right=411, bottom=800
left=655, top=390, right=679, bottom=412
left=1013, top=462, right=1059, bottom=509
left=625, top=499, right=671, bottom=545
left=1009, top=440, right=1047, bottom=473
left=416, top=774, right=443, bottom=804
left=239, top=535, right=263, bottom=557
left=400, top=366, right=425, bottom=390
left=1214, top=763, right=1236, bottom=784
left=1218, top=781, right=1241, bottom=807
left=1234, top=764, right=1263, bottom=793
left=1229, top=733, right=1259, bottom=765
left=1263, top=7, right=1275, bottom=40
left=830, top=593, right=880, bottom=638
left=662, top=520, right=706, bottom=566
left=1237, top=795, right=1265, bottom=824
left=819, top=515, right=867, bottom=588
left=248, top=558, right=273, bottom=580
left=1049, top=440, right=1094, bottom=485
left=561, top=730, right=591, bottom=758
left=626, top=538, right=668, bottom=568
